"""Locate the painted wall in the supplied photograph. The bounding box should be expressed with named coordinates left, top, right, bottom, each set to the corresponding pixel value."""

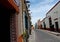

left=17, top=0, right=23, bottom=37
left=46, top=2, right=60, bottom=29
left=45, top=17, right=49, bottom=28
left=41, top=1, right=60, bottom=32
left=41, top=17, right=49, bottom=28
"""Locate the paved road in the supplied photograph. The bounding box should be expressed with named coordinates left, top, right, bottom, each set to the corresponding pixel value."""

left=35, top=29, right=60, bottom=42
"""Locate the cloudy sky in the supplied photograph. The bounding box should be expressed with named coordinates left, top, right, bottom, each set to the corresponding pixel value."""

left=29, top=0, right=59, bottom=25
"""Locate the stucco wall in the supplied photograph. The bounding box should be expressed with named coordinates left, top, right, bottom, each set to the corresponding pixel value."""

left=46, top=2, right=60, bottom=29
left=17, top=0, right=23, bottom=37
left=41, top=17, right=49, bottom=28
left=45, top=17, right=50, bottom=28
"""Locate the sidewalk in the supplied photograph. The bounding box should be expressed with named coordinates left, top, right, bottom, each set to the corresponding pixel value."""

left=28, top=29, right=35, bottom=42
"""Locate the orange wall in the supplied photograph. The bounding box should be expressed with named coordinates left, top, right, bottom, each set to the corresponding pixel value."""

left=8, top=0, right=19, bottom=12
left=0, top=0, right=19, bottom=13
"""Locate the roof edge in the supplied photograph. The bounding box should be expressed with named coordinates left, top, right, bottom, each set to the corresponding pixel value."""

left=46, top=1, right=60, bottom=15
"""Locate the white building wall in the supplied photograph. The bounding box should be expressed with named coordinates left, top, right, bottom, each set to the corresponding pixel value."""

left=58, top=17, right=60, bottom=29
left=45, top=17, right=50, bottom=28
left=57, top=3, right=60, bottom=29
left=46, top=2, right=60, bottom=29
left=41, top=17, right=50, bottom=29
left=43, top=19, right=45, bottom=28
left=23, top=12, right=26, bottom=32
left=41, top=21, right=44, bottom=28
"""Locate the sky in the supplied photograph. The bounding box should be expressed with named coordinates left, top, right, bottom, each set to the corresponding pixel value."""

left=29, top=0, right=59, bottom=25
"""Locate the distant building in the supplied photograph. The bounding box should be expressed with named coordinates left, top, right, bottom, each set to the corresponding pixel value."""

left=31, top=25, right=34, bottom=30
left=41, top=1, right=60, bottom=32
left=37, top=19, right=42, bottom=29
left=35, top=23, right=38, bottom=29
left=41, top=17, right=49, bottom=30
left=35, top=19, right=42, bottom=29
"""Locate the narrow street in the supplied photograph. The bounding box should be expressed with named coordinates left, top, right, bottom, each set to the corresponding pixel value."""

left=1, top=0, right=60, bottom=42
left=29, top=29, right=60, bottom=42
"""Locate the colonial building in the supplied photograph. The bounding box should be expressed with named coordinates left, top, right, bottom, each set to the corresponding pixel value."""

left=18, top=0, right=31, bottom=42
left=41, top=17, right=50, bottom=30
left=0, top=0, right=31, bottom=42
left=41, top=1, right=60, bottom=32
left=0, top=0, right=19, bottom=42
left=35, top=19, right=42, bottom=29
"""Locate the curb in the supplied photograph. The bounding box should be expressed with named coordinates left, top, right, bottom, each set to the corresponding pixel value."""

left=49, top=32, right=60, bottom=36
left=40, top=29, right=60, bottom=36
left=44, top=30, right=60, bottom=36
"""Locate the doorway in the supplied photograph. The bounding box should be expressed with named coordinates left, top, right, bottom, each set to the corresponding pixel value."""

left=55, top=22, right=59, bottom=32
left=43, top=22, right=46, bottom=29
